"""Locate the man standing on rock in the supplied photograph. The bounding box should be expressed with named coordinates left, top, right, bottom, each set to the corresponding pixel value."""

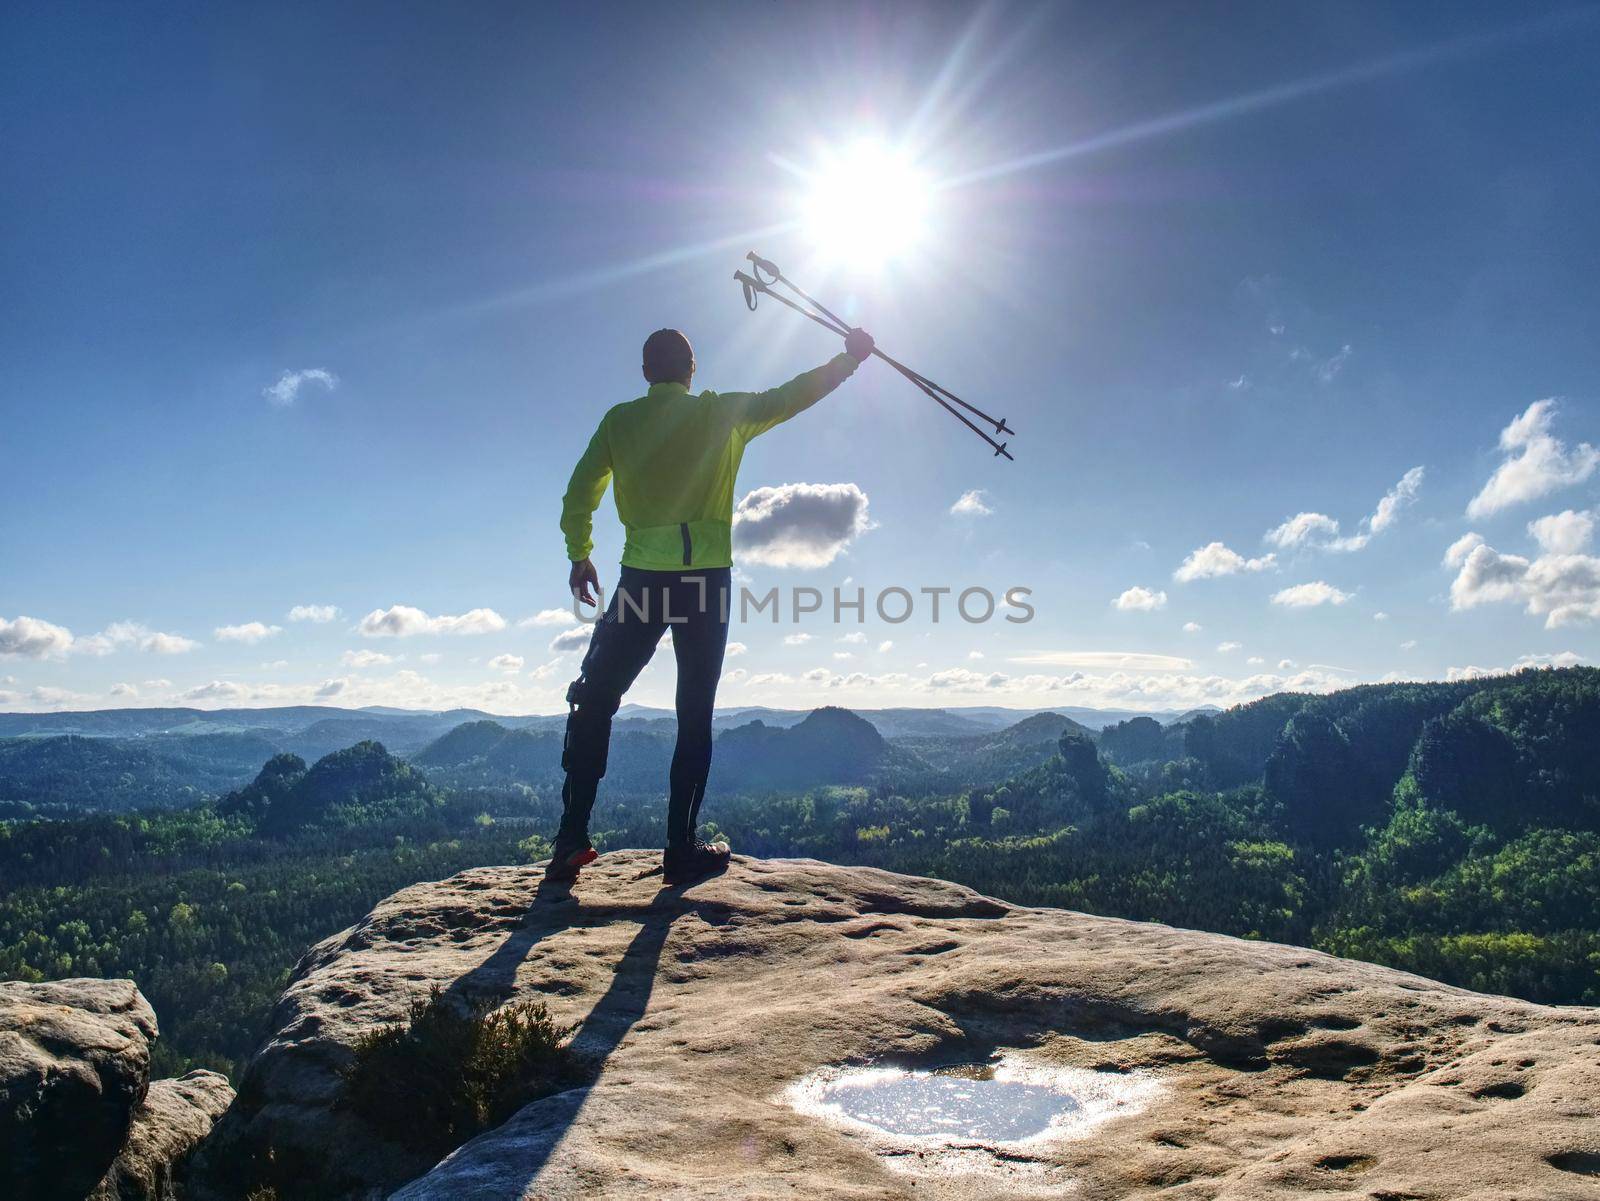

left=552, top=325, right=875, bottom=885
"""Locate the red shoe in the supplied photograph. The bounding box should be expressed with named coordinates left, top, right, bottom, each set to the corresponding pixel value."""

left=545, top=840, right=599, bottom=883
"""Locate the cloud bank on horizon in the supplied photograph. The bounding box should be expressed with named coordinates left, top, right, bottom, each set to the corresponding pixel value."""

left=4, top=392, right=1596, bottom=716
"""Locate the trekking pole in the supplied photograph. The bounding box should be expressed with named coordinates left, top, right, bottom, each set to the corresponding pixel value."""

left=734, top=269, right=1013, bottom=460
left=746, top=252, right=1015, bottom=440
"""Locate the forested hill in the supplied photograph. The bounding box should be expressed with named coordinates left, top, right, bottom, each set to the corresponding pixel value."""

left=3, top=671, right=1596, bottom=821
left=1182, top=667, right=1599, bottom=844
left=1, top=667, right=1597, bottom=1077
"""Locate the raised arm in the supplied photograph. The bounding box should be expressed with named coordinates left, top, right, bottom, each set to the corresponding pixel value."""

left=730, top=329, right=874, bottom=440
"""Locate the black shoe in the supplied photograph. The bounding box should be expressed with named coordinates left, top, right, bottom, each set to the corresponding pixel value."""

left=662, top=839, right=731, bottom=885
left=545, top=838, right=599, bottom=883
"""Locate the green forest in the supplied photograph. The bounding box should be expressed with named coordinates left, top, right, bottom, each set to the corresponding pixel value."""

left=1, top=667, right=1596, bottom=1079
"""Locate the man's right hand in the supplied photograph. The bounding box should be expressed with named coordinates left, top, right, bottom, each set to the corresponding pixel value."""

left=569, top=558, right=600, bottom=608
left=845, top=327, right=875, bottom=363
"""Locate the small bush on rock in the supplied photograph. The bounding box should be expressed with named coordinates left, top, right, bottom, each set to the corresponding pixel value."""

left=339, top=985, right=574, bottom=1157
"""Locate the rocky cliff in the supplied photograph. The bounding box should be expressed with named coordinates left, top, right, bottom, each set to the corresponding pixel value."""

left=186, top=851, right=1599, bottom=1200
left=0, top=978, right=233, bottom=1201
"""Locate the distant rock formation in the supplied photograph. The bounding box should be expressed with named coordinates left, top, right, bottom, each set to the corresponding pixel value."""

left=188, top=853, right=1599, bottom=1200
left=0, top=979, right=233, bottom=1201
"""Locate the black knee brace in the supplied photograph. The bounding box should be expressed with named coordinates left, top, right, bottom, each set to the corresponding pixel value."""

left=562, top=676, right=621, bottom=780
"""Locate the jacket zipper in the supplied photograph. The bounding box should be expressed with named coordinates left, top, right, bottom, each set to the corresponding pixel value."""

left=680, top=522, right=692, bottom=566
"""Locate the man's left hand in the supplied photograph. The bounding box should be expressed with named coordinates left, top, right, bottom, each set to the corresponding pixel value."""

left=569, top=558, right=600, bottom=608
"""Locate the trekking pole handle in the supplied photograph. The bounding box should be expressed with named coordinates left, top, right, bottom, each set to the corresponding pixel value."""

left=746, top=251, right=782, bottom=285
left=735, top=270, right=760, bottom=311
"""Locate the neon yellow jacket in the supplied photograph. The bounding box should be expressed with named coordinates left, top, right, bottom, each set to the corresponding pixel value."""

left=561, top=353, right=859, bottom=570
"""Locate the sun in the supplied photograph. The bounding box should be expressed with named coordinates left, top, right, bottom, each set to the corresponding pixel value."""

left=798, top=140, right=934, bottom=270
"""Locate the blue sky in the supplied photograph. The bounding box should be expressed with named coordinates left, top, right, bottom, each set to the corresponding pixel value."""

left=3, top=1, right=1598, bottom=715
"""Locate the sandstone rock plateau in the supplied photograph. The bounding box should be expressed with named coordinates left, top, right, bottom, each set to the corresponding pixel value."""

left=1, top=978, right=234, bottom=1201
left=197, top=852, right=1600, bottom=1199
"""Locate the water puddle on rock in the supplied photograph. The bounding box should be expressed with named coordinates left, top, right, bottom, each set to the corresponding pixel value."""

left=786, top=1055, right=1161, bottom=1195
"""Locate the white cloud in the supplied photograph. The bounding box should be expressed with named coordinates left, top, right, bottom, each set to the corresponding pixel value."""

left=1315, top=344, right=1352, bottom=383
left=1368, top=466, right=1426, bottom=534
left=1528, top=509, right=1595, bottom=556
left=76, top=621, right=200, bottom=657
left=732, top=482, right=872, bottom=568
left=784, top=632, right=814, bottom=645
left=418, top=653, right=442, bottom=665
left=968, top=650, right=985, bottom=660
left=148, top=632, right=201, bottom=654
left=878, top=640, right=894, bottom=653
left=341, top=649, right=395, bottom=668
left=1524, top=554, right=1600, bottom=627
left=833, top=652, right=854, bottom=661
left=1278, top=658, right=1296, bottom=670
left=288, top=604, right=340, bottom=623
left=747, top=672, right=797, bottom=687
left=215, top=622, right=282, bottom=644
left=1447, top=533, right=1600, bottom=628
left=1265, top=468, right=1424, bottom=555
left=1174, top=542, right=1276, bottom=581
left=732, top=660, right=1366, bottom=712
left=837, top=631, right=867, bottom=645
left=549, top=626, right=593, bottom=653
left=1444, top=532, right=1486, bottom=569
left=0, top=615, right=75, bottom=659
left=1113, top=586, right=1168, bottom=612
left=1515, top=651, right=1585, bottom=669
left=358, top=605, right=507, bottom=638
left=1182, top=621, right=1202, bottom=633
left=1373, top=611, right=1390, bottom=622
left=1400, top=640, right=1417, bottom=650
left=1009, top=651, right=1193, bottom=671
left=111, top=666, right=567, bottom=716
left=1467, top=399, right=1599, bottom=518
left=949, top=489, right=993, bottom=517
left=1265, top=513, right=1343, bottom=550
left=1271, top=581, right=1352, bottom=608
left=263, top=368, right=338, bottom=407
left=1449, top=651, right=1586, bottom=682
left=182, top=680, right=249, bottom=702
left=725, top=641, right=747, bottom=658
left=260, top=660, right=289, bottom=670
left=488, top=654, right=525, bottom=673
left=2, top=684, right=93, bottom=710
left=1450, top=540, right=1535, bottom=612
left=519, top=608, right=576, bottom=628
left=1216, top=641, right=1242, bottom=653
left=1246, top=656, right=1265, bottom=665
left=928, top=668, right=1010, bottom=690
left=109, top=682, right=138, bottom=698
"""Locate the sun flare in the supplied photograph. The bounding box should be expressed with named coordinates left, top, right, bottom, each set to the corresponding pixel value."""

left=798, top=140, right=934, bottom=270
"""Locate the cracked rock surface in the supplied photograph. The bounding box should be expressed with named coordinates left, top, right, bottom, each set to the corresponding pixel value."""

left=193, top=852, right=1600, bottom=1199
left=1, top=978, right=158, bottom=1200
left=90, top=1069, right=235, bottom=1201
